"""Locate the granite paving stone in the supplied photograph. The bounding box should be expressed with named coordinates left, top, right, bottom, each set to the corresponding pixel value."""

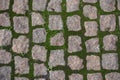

left=87, top=73, right=103, bottom=80
left=0, top=0, right=10, bottom=10
left=50, top=32, right=65, bottom=46
left=83, top=5, right=97, bottom=19
left=33, top=28, right=46, bottom=43
left=68, top=56, right=84, bottom=70
left=102, top=53, right=119, bottom=70
left=13, top=16, right=29, bottom=34
left=0, top=13, right=10, bottom=27
left=0, top=0, right=120, bottom=79
left=86, top=55, right=101, bottom=70
left=47, top=0, right=62, bottom=12
left=14, top=56, right=29, bottom=74
left=69, top=74, right=83, bottom=80
left=32, top=45, right=47, bottom=62
left=34, top=63, right=47, bottom=77
left=50, top=70, right=65, bottom=80
left=67, top=15, right=81, bottom=31
left=12, top=36, right=29, bottom=54
left=0, top=29, right=12, bottom=46
left=0, top=50, right=11, bottom=64
left=12, top=0, right=28, bottom=14
left=0, top=66, right=11, bottom=80
left=68, top=36, right=82, bottom=53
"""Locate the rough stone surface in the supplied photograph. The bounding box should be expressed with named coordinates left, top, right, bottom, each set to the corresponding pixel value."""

left=67, top=15, right=81, bottom=31
left=12, top=36, right=29, bottom=54
left=83, top=5, right=97, bottom=19
left=103, top=34, right=118, bottom=51
left=119, top=16, right=120, bottom=29
left=68, top=56, right=84, bottom=70
left=0, top=50, right=11, bottom=64
left=48, top=50, right=65, bottom=67
left=66, top=0, right=80, bottom=12
left=0, top=29, right=12, bottom=46
left=100, top=0, right=115, bottom=12
left=0, top=66, right=11, bottom=80
left=84, top=21, right=98, bottom=37
left=85, top=38, right=100, bottom=53
left=15, top=56, right=29, bottom=74
left=102, top=53, right=118, bottom=70
left=15, top=77, right=29, bottom=80
left=32, top=12, right=45, bottom=26
left=83, top=0, right=97, bottom=3
left=0, top=13, right=10, bottom=27
left=69, top=74, right=83, bottom=80
left=47, top=0, right=62, bottom=12
left=32, top=45, right=47, bottom=62
left=49, top=15, right=63, bottom=30
left=33, top=28, right=46, bottom=43
left=32, top=0, right=47, bottom=11
left=34, top=63, right=47, bottom=76
left=13, top=0, right=28, bottom=14
left=100, top=14, right=116, bottom=31
left=117, top=0, right=120, bottom=10
left=34, top=78, right=45, bottom=80
left=105, top=72, right=120, bottom=80
left=13, top=16, right=29, bottom=34
left=0, top=0, right=10, bottom=10
left=68, top=36, right=82, bottom=53
left=50, top=70, right=65, bottom=80
left=50, top=32, right=64, bottom=46
left=87, top=73, right=103, bottom=80
left=86, top=55, right=101, bottom=70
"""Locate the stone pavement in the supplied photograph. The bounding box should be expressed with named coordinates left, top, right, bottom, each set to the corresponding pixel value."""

left=0, top=0, right=120, bottom=80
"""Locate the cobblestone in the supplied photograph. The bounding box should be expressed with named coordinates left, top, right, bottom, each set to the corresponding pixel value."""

left=0, top=50, right=11, bottom=64
left=84, top=21, right=98, bottom=37
left=100, top=0, right=115, bottom=12
left=67, top=15, right=81, bottom=31
left=102, top=53, right=118, bottom=70
left=68, top=36, right=82, bottom=53
left=13, top=0, right=28, bottom=14
left=100, top=14, right=116, bottom=32
left=103, top=34, right=118, bottom=51
left=34, top=63, right=47, bottom=76
left=12, top=36, right=29, bottom=54
left=47, top=0, right=62, bottom=12
left=32, top=0, right=47, bottom=11
left=0, top=13, right=10, bottom=27
left=49, top=15, right=63, bottom=30
left=48, top=50, right=65, bottom=67
left=87, top=73, right=103, bottom=80
left=85, top=38, right=100, bottom=53
left=69, top=74, right=83, bottom=80
left=0, top=66, right=11, bottom=80
left=32, top=12, right=45, bottom=26
left=66, top=0, right=80, bottom=12
left=83, top=5, right=97, bottom=19
left=15, top=56, right=29, bottom=74
left=0, top=0, right=10, bottom=10
left=50, top=70, right=65, bottom=80
left=50, top=32, right=64, bottom=46
left=105, top=72, right=120, bottom=80
left=32, top=45, right=47, bottom=62
left=0, top=29, right=12, bottom=46
left=33, top=28, right=46, bottom=43
left=0, top=0, right=120, bottom=79
left=15, top=77, right=29, bottom=80
left=13, top=16, right=29, bottom=34
left=86, top=55, right=101, bottom=70
left=68, top=56, right=84, bottom=70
